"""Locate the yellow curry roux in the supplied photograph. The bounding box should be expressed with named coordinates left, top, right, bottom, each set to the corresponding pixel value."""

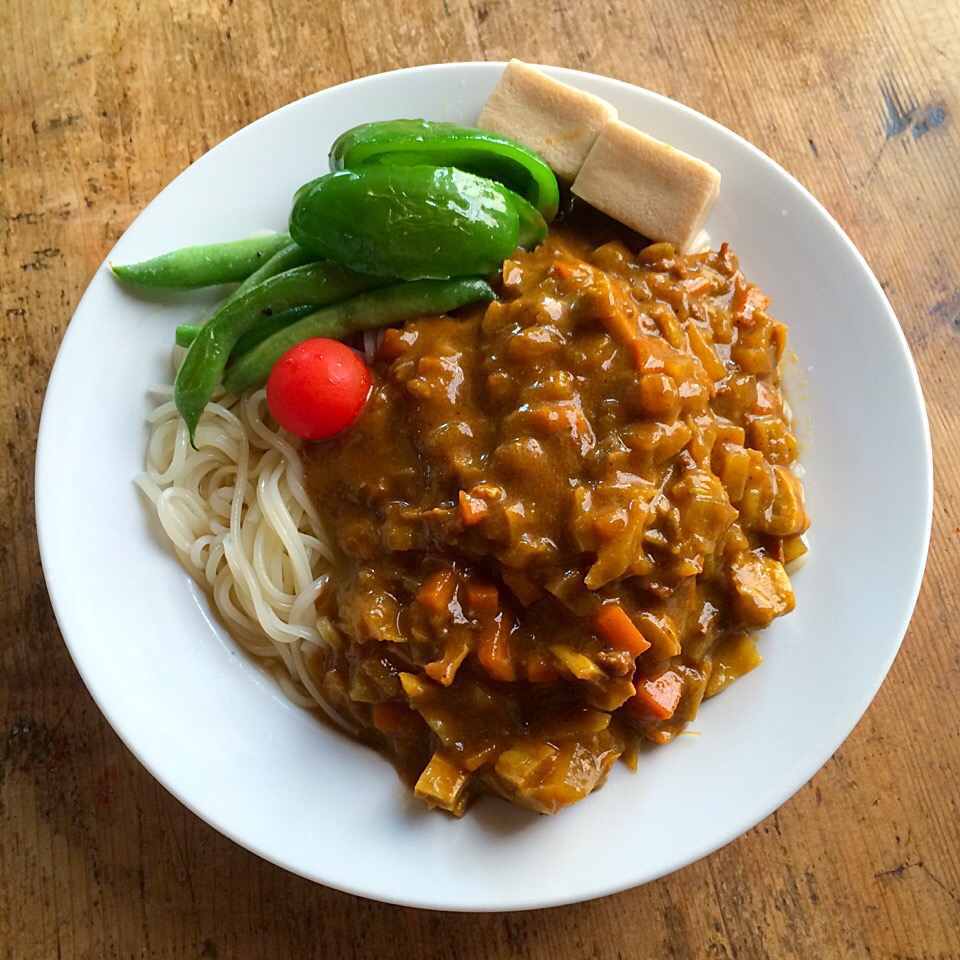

left=304, top=203, right=809, bottom=816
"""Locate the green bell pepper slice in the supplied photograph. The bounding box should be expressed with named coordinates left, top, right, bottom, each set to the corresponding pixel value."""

left=290, top=166, right=527, bottom=281
left=330, top=119, right=560, bottom=222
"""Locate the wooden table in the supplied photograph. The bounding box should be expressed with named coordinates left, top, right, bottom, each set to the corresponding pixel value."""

left=3, top=1, right=958, bottom=956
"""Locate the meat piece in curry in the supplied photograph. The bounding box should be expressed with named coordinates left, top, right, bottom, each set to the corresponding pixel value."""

left=304, top=203, right=808, bottom=816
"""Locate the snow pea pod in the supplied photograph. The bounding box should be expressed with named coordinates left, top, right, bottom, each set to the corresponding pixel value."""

left=174, top=244, right=319, bottom=349
left=330, top=119, right=560, bottom=221
left=229, top=241, right=316, bottom=301
left=175, top=304, right=316, bottom=352
left=175, top=323, right=201, bottom=349
left=222, top=277, right=496, bottom=395
left=174, top=262, right=388, bottom=444
left=111, top=232, right=292, bottom=289
left=290, top=166, right=521, bottom=281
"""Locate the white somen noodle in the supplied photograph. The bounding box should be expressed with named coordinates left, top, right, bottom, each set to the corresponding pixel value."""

left=135, top=369, right=352, bottom=731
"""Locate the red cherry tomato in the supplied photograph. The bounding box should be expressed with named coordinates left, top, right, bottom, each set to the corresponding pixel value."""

left=266, top=338, right=372, bottom=440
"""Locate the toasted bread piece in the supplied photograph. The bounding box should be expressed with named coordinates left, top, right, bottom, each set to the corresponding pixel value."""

left=572, top=120, right=721, bottom=252
left=478, top=59, right=618, bottom=182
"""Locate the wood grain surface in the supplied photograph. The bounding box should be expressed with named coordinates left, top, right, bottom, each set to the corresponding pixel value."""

left=2, top=0, right=959, bottom=956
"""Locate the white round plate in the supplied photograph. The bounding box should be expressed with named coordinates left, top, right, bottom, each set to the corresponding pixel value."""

left=36, top=63, right=932, bottom=911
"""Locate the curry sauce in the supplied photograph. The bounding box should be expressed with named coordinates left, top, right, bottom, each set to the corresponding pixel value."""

left=304, top=205, right=808, bottom=816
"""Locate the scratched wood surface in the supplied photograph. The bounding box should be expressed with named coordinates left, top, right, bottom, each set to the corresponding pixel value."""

left=2, top=0, right=959, bottom=956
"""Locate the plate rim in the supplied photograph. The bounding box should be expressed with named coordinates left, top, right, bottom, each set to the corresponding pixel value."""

left=35, top=60, right=934, bottom=911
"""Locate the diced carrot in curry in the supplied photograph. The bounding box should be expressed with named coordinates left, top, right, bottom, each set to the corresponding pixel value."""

left=458, top=489, right=488, bottom=526
left=463, top=580, right=499, bottom=617
left=594, top=603, right=652, bottom=657
left=416, top=570, right=457, bottom=617
left=630, top=671, right=684, bottom=720
left=477, top=615, right=517, bottom=681
left=371, top=701, right=423, bottom=735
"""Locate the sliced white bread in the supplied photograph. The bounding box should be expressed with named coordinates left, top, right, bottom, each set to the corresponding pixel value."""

left=477, top=59, right=618, bottom=182
left=572, top=119, right=721, bottom=253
